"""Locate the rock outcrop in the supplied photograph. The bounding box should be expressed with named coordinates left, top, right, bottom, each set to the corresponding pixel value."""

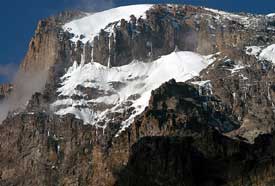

left=20, top=11, right=85, bottom=73
left=1, top=81, right=275, bottom=186
left=75, top=5, right=275, bottom=67
left=0, top=84, right=12, bottom=100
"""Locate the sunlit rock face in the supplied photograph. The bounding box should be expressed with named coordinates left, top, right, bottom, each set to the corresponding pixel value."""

left=1, top=4, right=275, bottom=186
left=0, top=84, right=12, bottom=100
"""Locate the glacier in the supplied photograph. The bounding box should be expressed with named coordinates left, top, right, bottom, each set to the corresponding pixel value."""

left=63, top=4, right=153, bottom=43
left=52, top=51, right=214, bottom=133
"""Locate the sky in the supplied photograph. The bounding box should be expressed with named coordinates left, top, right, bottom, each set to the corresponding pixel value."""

left=0, top=0, right=275, bottom=83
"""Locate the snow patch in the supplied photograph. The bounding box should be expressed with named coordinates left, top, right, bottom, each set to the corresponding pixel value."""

left=205, top=8, right=260, bottom=28
left=266, top=13, right=275, bottom=17
left=191, top=80, right=213, bottom=96
left=52, top=51, right=214, bottom=133
left=245, top=46, right=262, bottom=57
left=228, top=64, right=247, bottom=74
left=191, top=80, right=211, bottom=87
left=259, top=44, right=275, bottom=64
left=245, top=44, right=275, bottom=64
left=63, top=5, right=153, bottom=43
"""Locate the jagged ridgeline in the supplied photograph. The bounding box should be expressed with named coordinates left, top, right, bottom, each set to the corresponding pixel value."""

left=1, top=4, right=275, bottom=186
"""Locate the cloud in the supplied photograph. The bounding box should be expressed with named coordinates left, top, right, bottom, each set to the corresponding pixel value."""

left=79, top=0, right=114, bottom=10
left=0, top=63, right=18, bottom=82
left=0, top=69, right=48, bottom=123
left=63, top=0, right=114, bottom=11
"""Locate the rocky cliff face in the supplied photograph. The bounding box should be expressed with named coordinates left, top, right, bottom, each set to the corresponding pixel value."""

left=0, top=84, right=12, bottom=100
left=1, top=4, right=275, bottom=186
left=0, top=11, right=85, bottom=119
left=20, top=11, right=84, bottom=73
left=2, top=81, right=275, bottom=186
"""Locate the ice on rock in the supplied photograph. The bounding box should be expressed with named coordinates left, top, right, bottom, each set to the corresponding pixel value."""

left=56, top=5, right=223, bottom=134
left=245, top=46, right=263, bottom=57
left=266, top=13, right=275, bottom=18
left=63, top=5, right=153, bottom=43
left=52, top=51, right=214, bottom=133
left=259, top=44, right=275, bottom=64
left=204, top=8, right=260, bottom=29
left=245, top=44, right=275, bottom=64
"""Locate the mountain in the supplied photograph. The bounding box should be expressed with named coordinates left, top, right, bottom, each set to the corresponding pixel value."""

left=1, top=4, right=275, bottom=186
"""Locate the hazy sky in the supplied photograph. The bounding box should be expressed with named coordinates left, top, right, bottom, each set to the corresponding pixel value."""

left=0, top=0, right=275, bottom=83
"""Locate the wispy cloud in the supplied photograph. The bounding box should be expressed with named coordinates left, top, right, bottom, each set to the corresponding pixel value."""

left=0, top=63, right=18, bottom=82
left=63, top=0, right=114, bottom=11
left=0, top=69, right=48, bottom=123
left=79, top=0, right=114, bottom=10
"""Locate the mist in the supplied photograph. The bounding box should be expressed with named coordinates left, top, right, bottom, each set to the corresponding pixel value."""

left=64, top=0, right=114, bottom=11
left=0, top=69, right=48, bottom=123
left=0, top=63, right=18, bottom=83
